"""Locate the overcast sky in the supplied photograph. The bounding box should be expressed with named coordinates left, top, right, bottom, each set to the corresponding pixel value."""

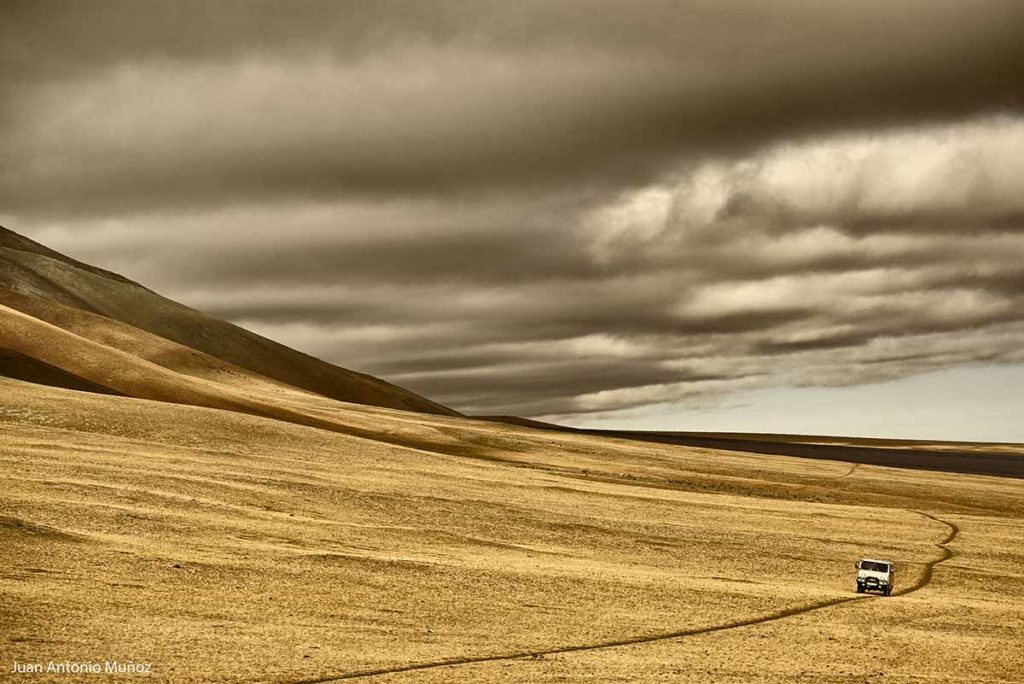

left=3, top=1, right=1023, bottom=439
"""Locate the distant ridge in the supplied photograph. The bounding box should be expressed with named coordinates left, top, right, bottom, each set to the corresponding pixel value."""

left=481, top=417, right=1024, bottom=479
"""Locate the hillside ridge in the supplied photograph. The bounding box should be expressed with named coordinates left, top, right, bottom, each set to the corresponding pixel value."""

left=0, top=225, right=458, bottom=417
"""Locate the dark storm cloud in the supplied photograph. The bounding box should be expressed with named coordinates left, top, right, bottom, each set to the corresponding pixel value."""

left=210, top=118, right=1023, bottom=415
left=3, top=2, right=1024, bottom=418
left=3, top=1, right=1024, bottom=214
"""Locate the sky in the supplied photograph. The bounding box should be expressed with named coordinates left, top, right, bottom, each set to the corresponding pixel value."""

left=2, top=1, right=1023, bottom=440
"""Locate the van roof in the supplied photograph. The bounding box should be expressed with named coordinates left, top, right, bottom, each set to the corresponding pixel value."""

left=859, top=558, right=894, bottom=564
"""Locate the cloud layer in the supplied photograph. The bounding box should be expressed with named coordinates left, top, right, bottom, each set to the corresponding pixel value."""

left=2, top=2, right=1023, bottom=419
left=4, top=1, right=1024, bottom=214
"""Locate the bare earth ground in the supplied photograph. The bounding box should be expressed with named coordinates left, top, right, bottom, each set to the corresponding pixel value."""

left=2, top=379, right=1023, bottom=683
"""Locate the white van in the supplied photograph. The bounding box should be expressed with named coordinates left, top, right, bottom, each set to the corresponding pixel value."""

left=856, top=558, right=895, bottom=595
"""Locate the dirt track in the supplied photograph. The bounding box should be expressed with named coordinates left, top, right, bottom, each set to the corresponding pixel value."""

left=293, top=509, right=960, bottom=682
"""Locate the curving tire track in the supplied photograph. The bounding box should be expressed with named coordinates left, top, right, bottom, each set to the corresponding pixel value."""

left=290, top=597, right=867, bottom=683
left=837, top=463, right=859, bottom=479
left=291, top=511, right=958, bottom=683
left=896, top=510, right=958, bottom=596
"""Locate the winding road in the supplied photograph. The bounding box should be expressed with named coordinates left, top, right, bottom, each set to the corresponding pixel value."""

left=290, top=511, right=959, bottom=682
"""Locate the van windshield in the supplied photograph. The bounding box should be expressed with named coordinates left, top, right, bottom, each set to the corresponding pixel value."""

left=860, top=561, right=889, bottom=573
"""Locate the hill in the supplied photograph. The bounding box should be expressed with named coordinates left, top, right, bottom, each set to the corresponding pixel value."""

left=0, top=225, right=457, bottom=417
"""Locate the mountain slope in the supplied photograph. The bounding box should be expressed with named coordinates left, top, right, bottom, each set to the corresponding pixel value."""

left=0, top=225, right=457, bottom=416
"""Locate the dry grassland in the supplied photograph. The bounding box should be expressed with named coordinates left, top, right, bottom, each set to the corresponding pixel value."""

left=2, top=378, right=1022, bottom=683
